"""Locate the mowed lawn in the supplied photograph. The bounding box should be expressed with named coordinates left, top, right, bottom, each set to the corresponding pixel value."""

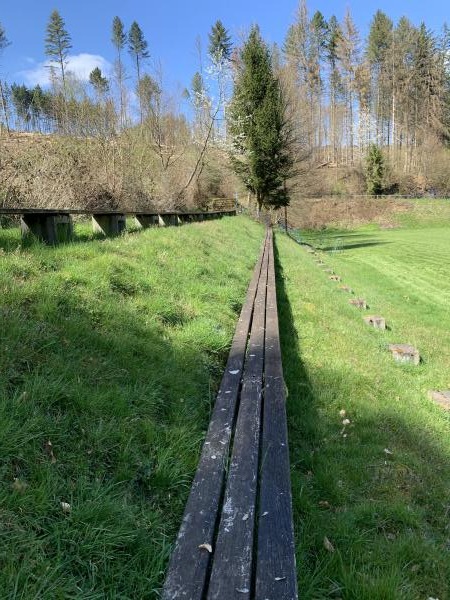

left=0, top=216, right=264, bottom=598
left=276, top=225, right=450, bottom=599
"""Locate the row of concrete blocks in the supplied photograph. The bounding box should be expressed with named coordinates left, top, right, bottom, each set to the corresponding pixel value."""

left=19, top=211, right=233, bottom=245
left=309, top=243, right=450, bottom=408
left=312, top=247, right=423, bottom=365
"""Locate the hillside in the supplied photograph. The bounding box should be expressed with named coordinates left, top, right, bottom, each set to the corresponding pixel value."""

left=0, top=216, right=264, bottom=596
left=284, top=196, right=450, bottom=230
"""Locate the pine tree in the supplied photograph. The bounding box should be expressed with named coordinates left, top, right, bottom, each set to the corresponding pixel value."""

left=128, top=21, right=149, bottom=123
left=0, top=20, right=11, bottom=133
left=45, top=10, right=72, bottom=96
left=338, top=10, right=360, bottom=165
left=310, top=11, right=328, bottom=157
left=229, top=27, right=294, bottom=212
left=128, top=21, right=149, bottom=81
left=326, top=15, right=342, bottom=163
left=112, top=16, right=126, bottom=53
left=438, top=24, right=450, bottom=143
left=112, top=16, right=127, bottom=127
left=367, top=11, right=393, bottom=144
left=89, top=67, right=109, bottom=99
left=11, top=83, right=33, bottom=129
left=208, top=20, right=232, bottom=65
left=366, top=143, right=385, bottom=193
left=136, top=74, right=159, bottom=121
left=0, top=20, right=9, bottom=54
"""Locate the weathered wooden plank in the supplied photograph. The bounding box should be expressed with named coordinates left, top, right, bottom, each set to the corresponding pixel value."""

left=162, top=231, right=269, bottom=600
left=255, top=229, right=298, bottom=600
left=207, top=232, right=270, bottom=600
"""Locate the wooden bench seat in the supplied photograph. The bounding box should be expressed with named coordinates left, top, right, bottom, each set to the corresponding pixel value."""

left=162, top=228, right=297, bottom=600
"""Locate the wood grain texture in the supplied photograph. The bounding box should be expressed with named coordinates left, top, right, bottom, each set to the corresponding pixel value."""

left=255, top=230, right=298, bottom=600
left=162, top=231, right=269, bottom=600
left=163, top=229, right=298, bottom=600
left=207, top=232, right=270, bottom=600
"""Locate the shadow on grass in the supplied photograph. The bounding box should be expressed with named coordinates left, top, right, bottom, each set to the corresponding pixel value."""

left=0, top=221, right=146, bottom=253
left=273, top=234, right=450, bottom=599
left=273, top=240, right=322, bottom=593
left=321, top=240, right=391, bottom=252
left=0, top=262, right=227, bottom=596
left=299, top=230, right=392, bottom=253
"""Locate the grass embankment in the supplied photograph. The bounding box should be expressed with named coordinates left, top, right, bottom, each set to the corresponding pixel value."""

left=286, top=196, right=450, bottom=230
left=276, top=225, right=450, bottom=599
left=0, top=216, right=263, bottom=598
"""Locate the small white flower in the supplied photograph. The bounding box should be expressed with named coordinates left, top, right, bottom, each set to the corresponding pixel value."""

left=60, top=502, right=71, bottom=513
left=342, top=418, right=350, bottom=426
left=339, top=409, right=346, bottom=417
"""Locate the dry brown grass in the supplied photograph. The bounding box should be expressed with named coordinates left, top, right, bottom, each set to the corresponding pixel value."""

left=0, top=131, right=235, bottom=211
left=282, top=195, right=412, bottom=229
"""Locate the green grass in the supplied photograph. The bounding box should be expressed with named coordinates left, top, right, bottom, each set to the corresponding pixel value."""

left=396, top=198, right=450, bottom=228
left=0, top=216, right=264, bottom=598
left=276, top=224, right=450, bottom=599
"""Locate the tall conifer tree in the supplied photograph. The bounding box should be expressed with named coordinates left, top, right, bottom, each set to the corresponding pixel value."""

left=0, top=20, right=11, bottom=132
left=229, top=27, right=294, bottom=212
left=112, top=16, right=127, bottom=127
left=128, top=21, right=149, bottom=123
left=45, top=10, right=72, bottom=96
left=208, top=20, right=232, bottom=65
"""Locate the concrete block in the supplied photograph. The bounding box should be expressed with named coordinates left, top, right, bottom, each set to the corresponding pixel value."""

left=178, top=214, right=192, bottom=224
left=388, top=344, right=420, bottom=365
left=92, top=213, right=126, bottom=236
left=21, top=213, right=73, bottom=244
left=135, top=214, right=158, bottom=228
left=428, top=390, right=450, bottom=410
left=349, top=298, right=367, bottom=309
left=363, top=315, right=386, bottom=329
left=158, top=214, right=178, bottom=227
left=339, top=285, right=353, bottom=294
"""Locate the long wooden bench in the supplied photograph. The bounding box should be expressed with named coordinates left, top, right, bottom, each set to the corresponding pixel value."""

left=163, top=228, right=297, bottom=600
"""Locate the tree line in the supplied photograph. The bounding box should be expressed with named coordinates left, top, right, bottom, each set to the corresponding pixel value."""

left=0, top=12, right=155, bottom=134
left=1, top=3, right=450, bottom=211
left=281, top=1, right=450, bottom=191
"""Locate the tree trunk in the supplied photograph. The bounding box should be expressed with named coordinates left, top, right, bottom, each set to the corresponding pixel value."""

left=0, top=81, right=10, bottom=135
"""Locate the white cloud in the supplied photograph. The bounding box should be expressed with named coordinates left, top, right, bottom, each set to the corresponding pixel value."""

left=21, top=53, right=111, bottom=87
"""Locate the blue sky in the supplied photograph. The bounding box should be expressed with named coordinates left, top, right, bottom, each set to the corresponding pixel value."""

left=0, top=0, right=448, bottom=91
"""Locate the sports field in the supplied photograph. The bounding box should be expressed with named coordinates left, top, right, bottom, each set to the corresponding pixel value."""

left=276, top=223, right=450, bottom=599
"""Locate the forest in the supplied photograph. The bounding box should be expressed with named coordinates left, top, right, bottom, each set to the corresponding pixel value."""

left=1, top=1, right=450, bottom=211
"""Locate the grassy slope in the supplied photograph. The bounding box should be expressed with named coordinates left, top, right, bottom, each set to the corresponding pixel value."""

left=0, top=216, right=263, bottom=598
left=286, top=196, right=450, bottom=230
left=276, top=225, right=450, bottom=599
